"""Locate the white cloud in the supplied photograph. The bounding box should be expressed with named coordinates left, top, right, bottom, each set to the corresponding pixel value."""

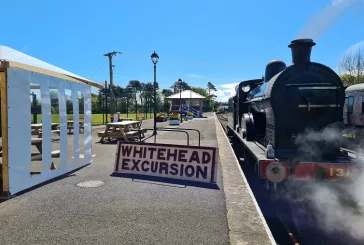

left=213, top=82, right=239, bottom=102
left=335, top=40, right=364, bottom=74
left=332, top=0, right=364, bottom=6
left=343, top=40, right=364, bottom=55
left=188, top=73, right=205, bottom=79
left=220, top=83, right=239, bottom=89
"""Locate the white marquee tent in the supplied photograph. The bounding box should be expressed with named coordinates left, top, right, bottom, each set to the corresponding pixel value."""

left=0, top=45, right=102, bottom=196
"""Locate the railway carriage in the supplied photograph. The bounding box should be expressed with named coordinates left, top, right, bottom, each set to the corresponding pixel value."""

left=342, top=83, right=364, bottom=146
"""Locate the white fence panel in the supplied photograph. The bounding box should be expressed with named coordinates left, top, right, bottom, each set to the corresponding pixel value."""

left=7, top=67, right=92, bottom=195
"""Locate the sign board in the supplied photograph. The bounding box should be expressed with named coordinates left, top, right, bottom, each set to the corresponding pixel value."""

left=114, top=142, right=218, bottom=184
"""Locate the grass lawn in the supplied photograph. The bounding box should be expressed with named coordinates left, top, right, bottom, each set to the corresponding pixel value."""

left=31, top=113, right=155, bottom=126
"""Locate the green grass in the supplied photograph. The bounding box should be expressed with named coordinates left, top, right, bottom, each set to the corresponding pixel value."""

left=31, top=113, right=155, bottom=126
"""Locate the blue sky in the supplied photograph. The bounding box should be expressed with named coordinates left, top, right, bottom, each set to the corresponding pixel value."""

left=1, top=0, right=364, bottom=101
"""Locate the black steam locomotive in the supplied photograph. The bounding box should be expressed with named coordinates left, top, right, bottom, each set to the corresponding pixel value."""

left=227, top=39, right=362, bottom=185
left=226, top=39, right=364, bottom=243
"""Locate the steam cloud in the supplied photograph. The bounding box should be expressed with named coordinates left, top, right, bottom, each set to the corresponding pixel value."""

left=296, top=0, right=364, bottom=40
left=283, top=125, right=364, bottom=242
left=294, top=124, right=344, bottom=159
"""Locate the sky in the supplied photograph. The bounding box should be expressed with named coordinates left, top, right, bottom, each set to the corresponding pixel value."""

left=1, top=0, right=364, bottom=102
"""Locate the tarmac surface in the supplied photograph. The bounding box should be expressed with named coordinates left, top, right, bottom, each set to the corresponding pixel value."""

left=0, top=113, right=230, bottom=245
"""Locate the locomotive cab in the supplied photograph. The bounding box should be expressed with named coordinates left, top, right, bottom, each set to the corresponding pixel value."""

left=227, top=79, right=263, bottom=134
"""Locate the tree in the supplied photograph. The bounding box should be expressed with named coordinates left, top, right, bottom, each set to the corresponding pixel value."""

left=124, top=86, right=134, bottom=116
left=98, top=85, right=114, bottom=114
left=50, top=90, right=59, bottom=114
left=141, top=82, right=154, bottom=118
left=171, top=80, right=191, bottom=92
left=339, top=48, right=364, bottom=87
left=161, top=89, right=173, bottom=112
left=91, top=93, right=100, bottom=113
left=161, top=89, right=173, bottom=98
left=128, top=80, right=142, bottom=114
left=206, top=81, right=217, bottom=99
left=191, top=87, right=208, bottom=97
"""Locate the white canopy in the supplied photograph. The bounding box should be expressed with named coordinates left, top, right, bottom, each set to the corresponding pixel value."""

left=0, top=45, right=102, bottom=88
left=166, top=90, right=206, bottom=99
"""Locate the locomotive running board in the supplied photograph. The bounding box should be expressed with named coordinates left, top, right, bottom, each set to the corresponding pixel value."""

left=297, top=86, right=338, bottom=90
left=227, top=124, right=272, bottom=162
left=286, top=83, right=333, bottom=86
left=298, top=104, right=341, bottom=108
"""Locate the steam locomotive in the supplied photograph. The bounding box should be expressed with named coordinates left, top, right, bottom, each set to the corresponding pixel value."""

left=227, top=38, right=363, bottom=188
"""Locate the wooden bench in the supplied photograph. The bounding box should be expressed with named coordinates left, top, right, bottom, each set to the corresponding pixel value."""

left=66, top=126, right=84, bottom=134
left=97, top=130, right=119, bottom=138
left=125, top=131, right=140, bottom=139
left=130, top=128, right=147, bottom=137
left=38, top=130, right=61, bottom=138
left=97, top=130, right=139, bottom=140
left=31, top=150, right=61, bottom=160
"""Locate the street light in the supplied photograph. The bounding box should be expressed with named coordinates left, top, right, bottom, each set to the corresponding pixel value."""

left=178, top=78, right=183, bottom=123
left=151, top=51, right=159, bottom=143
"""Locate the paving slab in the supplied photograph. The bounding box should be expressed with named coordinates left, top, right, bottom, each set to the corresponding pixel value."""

left=0, top=112, right=274, bottom=245
left=0, top=113, right=229, bottom=245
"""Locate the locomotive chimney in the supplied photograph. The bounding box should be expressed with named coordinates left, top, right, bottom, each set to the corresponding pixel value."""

left=288, top=39, right=316, bottom=65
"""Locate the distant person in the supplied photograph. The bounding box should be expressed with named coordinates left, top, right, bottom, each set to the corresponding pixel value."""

left=116, top=112, right=121, bottom=122
left=113, top=113, right=119, bottom=123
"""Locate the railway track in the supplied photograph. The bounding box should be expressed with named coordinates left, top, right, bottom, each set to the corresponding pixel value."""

left=216, top=114, right=228, bottom=131
left=216, top=113, right=364, bottom=245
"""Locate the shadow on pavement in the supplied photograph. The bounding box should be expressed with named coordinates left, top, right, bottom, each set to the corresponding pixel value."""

left=110, top=172, right=220, bottom=190
left=0, top=165, right=89, bottom=203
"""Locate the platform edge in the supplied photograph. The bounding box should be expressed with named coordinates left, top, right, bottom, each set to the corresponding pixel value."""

left=214, top=113, right=277, bottom=245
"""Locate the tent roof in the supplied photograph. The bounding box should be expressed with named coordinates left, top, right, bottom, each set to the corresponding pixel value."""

left=0, top=45, right=103, bottom=88
left=166, top=90, right=206, bottom=99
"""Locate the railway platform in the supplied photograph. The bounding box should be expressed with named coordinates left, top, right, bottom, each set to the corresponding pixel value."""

left=0, top=112, right=275, bottom=245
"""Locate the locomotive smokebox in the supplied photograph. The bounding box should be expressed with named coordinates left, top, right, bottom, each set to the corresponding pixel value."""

left=288, top=39, right=316, bottom=65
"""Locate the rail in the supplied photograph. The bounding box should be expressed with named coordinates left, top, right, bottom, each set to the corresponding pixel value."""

left=140, top=128, right=190, bottom=146
left=160, top=127, right=201, bottom=147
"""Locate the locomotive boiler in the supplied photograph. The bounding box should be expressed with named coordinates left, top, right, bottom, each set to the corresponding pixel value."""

left=227, top=39, right=361, bottom=184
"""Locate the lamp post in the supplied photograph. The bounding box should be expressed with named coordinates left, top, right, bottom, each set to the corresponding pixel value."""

left=151, top=51, right=159, bottom=143
left=178, top=78, right=183, bottom=123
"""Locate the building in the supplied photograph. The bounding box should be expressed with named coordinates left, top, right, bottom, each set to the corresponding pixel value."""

left=165, top=90, right=206, bottom=117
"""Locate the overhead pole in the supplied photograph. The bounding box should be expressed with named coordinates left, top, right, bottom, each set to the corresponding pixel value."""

left=104, top=51, right=122, bottom=114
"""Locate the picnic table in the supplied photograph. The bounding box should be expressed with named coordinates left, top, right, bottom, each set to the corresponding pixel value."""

left=0, top=138, right=43, bottom=155
left=65, top=120, right=84, bottom=134
left=0, top=138, right=60, bottom=159
left=97, top=121, right=146, bottom=142
left=32, top=123, right=60, bottom=136
left=0, top=138, right=60, bottom=173
left=119, top=118, right=133, bottom=122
